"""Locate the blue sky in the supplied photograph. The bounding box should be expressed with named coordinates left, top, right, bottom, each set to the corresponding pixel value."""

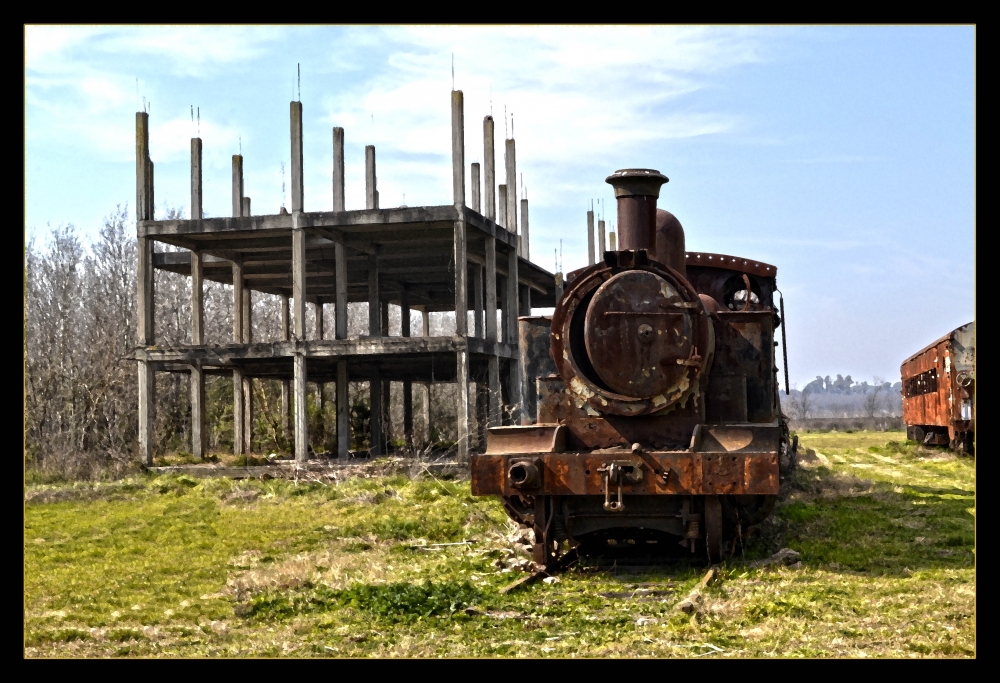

left=24, top=26, right=975, bottom=388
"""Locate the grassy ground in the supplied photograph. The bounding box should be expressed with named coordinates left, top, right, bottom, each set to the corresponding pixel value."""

left=24, top=431, right=975, bottom=658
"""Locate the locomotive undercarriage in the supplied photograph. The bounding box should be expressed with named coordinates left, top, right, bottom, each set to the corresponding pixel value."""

left=472, top=424, right=787, bottom=565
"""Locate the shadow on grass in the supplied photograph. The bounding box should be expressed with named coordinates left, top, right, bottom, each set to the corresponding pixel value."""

left=749, top=465, right=975, bottom=575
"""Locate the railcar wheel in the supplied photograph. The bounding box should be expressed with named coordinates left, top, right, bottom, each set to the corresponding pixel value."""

left=705, top=495, right=724, bottom=564
left=501, top=495, right=535, bottom=527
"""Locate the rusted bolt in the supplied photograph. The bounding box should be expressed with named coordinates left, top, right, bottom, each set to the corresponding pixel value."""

left=637, top=323, right=654, bottom=342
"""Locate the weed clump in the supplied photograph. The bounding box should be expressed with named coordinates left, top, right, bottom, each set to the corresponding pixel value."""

left=245, top=581, right=482, bottom=623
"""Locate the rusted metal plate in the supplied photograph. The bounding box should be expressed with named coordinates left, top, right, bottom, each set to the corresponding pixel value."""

left=549, top=258, right=712, bottom=418
left=485, top=424, right=566, bottom=455
left=685, top=252, right=777, bottom=278
left=584, top=270, right=695, bottom=398
left=469, top=450, right=780, bottom=497
left=706, top=311, right=776, bottom=423
left=519, top=316, right=556, bottom=424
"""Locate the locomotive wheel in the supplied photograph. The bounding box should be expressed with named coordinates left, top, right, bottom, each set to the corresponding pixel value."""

left=501, top=495, right=535, bottom=527
left=704, top=495, right=724, bottom=564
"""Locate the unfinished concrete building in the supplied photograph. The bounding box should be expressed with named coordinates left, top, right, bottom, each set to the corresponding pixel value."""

left=131, top=90, right=556, bottom=464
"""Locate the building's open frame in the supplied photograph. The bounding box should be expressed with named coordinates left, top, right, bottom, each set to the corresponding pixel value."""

left=130, top=91, right=556, bottom=464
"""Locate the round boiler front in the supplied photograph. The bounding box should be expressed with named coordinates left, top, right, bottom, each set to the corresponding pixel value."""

left=584, top=270, right=694, bottom=398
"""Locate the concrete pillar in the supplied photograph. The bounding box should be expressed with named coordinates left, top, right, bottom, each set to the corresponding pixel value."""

left=453, top=90, right=470, bottom=462
left=191, top=250, right=204, bottom=345
left=242, top=196, right=251, bottom=219
left=243, top=374, right=253, bottom=454
left=332, top=127, right=350, bottom=457
left=483, top=116, right=496, bottom=221
left=401, top=286, right=413, bottom=453
left=587, top=210, right=595, bottom=265
left=381, top=299, right=389, bottom=337
left=505, top=138, right=517, bottom=238
left=609, top=231, right=617, bottom=251
left=421, top=309, right=431, bottom=446
left=136, top=112, right=154, bottom=465
left=314, top=301, right=325, bottom=449
left=473, top=265, right=484, bottom=339
left=521, top=198, right=529, bottom=260
left=232, top=259, right=244, bottom=455
left=476, top=382, right=489, bottom=451
left=486, top=237, right=501, bottom=427
left=471, top=162, right=481, bottom=214
left=280, top=294, right=291, bottom=443
left=498, top=185, right=507, bottom=230
left=242, top=288, right=252, bottom=343
left=366, top=145, right=378, bottom=210
left=520, top=284, right=531, bottom=317
left=333, top=127, right=346, bottom=213
left=555, top=272, right=564, bottom=302
left=292, top=210, right=308, bottom=462
left=290, top=101, right=303, bottom=212
left=368, top=255, right=380, bottom=336
left=190, top=362, right=206, bottom=459
left=232, top=155, right=244, bottom=218
left=370, top=367, right=382, bottom=456
left=336, top=361, right=349, bottom=457
left=507, top=247, right=521, bottom=424
left=598, top=218, right=606, bottom=259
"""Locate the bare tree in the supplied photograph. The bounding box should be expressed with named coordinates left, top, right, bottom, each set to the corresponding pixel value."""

left=862, top=376, right=886, bottom=419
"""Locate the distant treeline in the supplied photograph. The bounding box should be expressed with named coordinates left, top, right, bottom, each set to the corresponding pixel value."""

left=780, top=375, right=903, bottom=420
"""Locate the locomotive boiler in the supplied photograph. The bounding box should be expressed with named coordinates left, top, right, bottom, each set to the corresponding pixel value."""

left=470, top=168, right=793, bottom=566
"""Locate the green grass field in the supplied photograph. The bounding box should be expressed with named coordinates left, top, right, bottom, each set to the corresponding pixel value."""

left=24, top=431, right=975, bottom=658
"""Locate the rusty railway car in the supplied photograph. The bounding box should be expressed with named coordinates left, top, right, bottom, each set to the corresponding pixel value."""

left=901, top=322, right=975, bottom=453
left=470, top=168, right=794, bottom=566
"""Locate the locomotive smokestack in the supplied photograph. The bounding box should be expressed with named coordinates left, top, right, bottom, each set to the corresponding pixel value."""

left=605, top=169, right=668, bottom=252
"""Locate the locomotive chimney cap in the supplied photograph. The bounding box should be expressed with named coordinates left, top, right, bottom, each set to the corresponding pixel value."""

left=605, top=168, right=669, bottom=199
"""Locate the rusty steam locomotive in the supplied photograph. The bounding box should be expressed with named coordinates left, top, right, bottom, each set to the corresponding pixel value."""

left=471, top=168, right=793, bottom=566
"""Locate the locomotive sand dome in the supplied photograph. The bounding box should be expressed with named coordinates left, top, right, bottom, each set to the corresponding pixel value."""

left=470, top=168, right=793, bottom=566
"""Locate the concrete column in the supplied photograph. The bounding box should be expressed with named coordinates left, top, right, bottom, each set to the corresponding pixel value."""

left=598, top=218, right=606, bottom=259
left=191, top=250, right=204, bottom=345
left=233, top=367, right=244, bottom=455
left=587, top=210, right=595, bottom=265
left=401, top=286, right=413, bottom=453
left=336, top=361, right=349, bottom=458
left=232, top=155, right=244, bottom=218
left=381, top=300, right=389, bottom=337
left=333, top=127, right=346, bottom=213
left=366, top=145, right=378, bottom=210
left=505, top=138, right=517, bottom=236
left=473, top=265, right=484, bottom=338
left=521, top=198, right=530, bottom=260
left=609, top=231, right=617, bottom=251
left=476, top=382, right=488, bottom=451
left=290, top=101, right=303, bottom=212
left=555, top=272, right=564, bottom=301
left=368, top=255, right=380, bottom=337
left=314, top=301, right=325, bottom=449
left=370, top=368, right=382, bottom=456
left=189, top=141, right=207, bottom=471
left=242, top=196, right=251, bottom=219
left=380, top=296, right=390, bottom=447
left=191, top=137, right=203, bottom=220
left=485, top=236, right=501, bottom=427
left=471, top=163, right=481, bottom=214
left=280, top=294, right=291, bottom=443
left=507, top=247, right=521, bottom=424
left=242, top=287, right=252, bottom=343
left=452, top=91, right=470, bottom=461
left=232, top=260, right=245, bottom=455
left=292, top=211, right=308, bottom=462
left=136, top=112, right=154, bottom=465
left=190, top=362, right=205, bottom=459
left=498, top=185, right=507, bottom=230
left=421, top=308, right=431, bottom=446
left=486, top=239, right=498, bottom=342
left=232, top=262, right=244, bottom=342
left=332, top=130, right=350, bottom=458
left=483, top=116, right=496, bottom=221
left=499, top=276, right=508, bottom=344
left=243, top=374, right=253, bottom=454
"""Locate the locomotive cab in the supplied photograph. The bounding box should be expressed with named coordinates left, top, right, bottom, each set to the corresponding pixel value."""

left=470, top=168, right=792, bottom=566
